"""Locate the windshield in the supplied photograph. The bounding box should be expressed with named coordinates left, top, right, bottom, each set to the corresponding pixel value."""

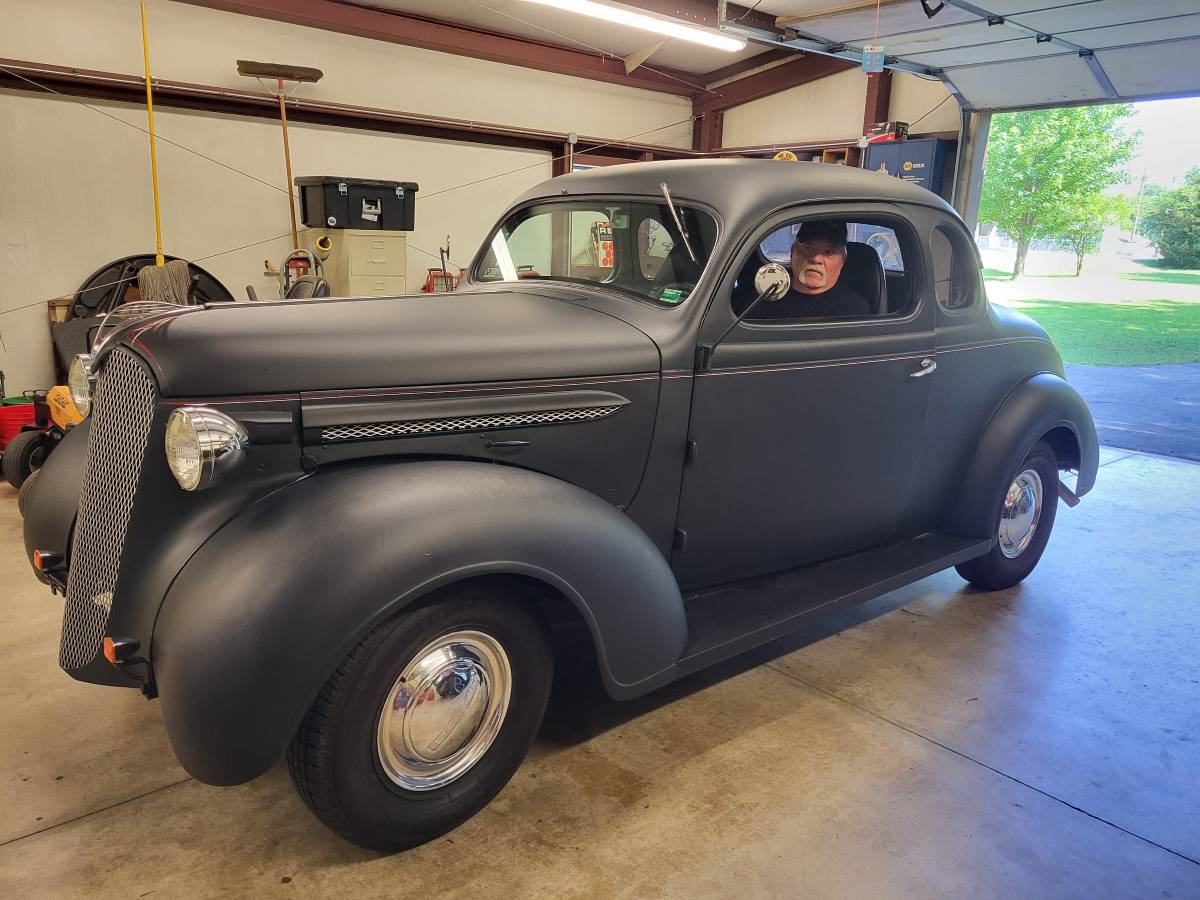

left=475, top=199, right=718, bottom=306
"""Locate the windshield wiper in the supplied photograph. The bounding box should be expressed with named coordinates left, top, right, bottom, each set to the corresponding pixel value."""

left=659, top=181, right=698, bottom=265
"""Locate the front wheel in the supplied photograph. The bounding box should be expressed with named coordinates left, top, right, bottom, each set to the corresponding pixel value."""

left=955, top=440, right=1059, bottom=591
left=2, top=430, right=47, bottom=488
left=287, top=589, right=553, bottom=852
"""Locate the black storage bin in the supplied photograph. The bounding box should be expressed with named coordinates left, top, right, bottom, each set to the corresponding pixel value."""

left=295, top=176, right=418, bottom=230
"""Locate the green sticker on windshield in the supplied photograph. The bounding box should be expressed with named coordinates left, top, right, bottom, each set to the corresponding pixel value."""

left=660, top=288, right=684, bottom=304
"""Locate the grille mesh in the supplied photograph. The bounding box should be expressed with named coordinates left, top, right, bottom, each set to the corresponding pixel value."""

left=322, top=405, right=622, bottom=443
left=59, top=349, right=157, bottom=670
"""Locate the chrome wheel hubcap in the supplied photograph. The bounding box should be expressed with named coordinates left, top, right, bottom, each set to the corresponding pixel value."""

left=377, top=630, right=511, bottom=792
left=999, top=468, right=1043, bottom=559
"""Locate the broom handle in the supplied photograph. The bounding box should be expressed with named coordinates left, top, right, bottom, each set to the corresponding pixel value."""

left=278, top=79, right=299, bottom=251
left=140, top=2, right=165, bottom=267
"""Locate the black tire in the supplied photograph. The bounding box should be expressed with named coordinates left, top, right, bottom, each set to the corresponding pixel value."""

left=956, top=440, right=1059, bottom=591
left=2, top=430, right=46, bottom=488
left=287, top=588, right=552, bottom=852
left=17, top=467, right=40, bottom=516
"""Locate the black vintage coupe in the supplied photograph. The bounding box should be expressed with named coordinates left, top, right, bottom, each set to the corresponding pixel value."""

left=23, top=159, right=1098, bottom=850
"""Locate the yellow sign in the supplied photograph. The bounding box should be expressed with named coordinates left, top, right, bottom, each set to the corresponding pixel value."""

left=773, top=150, right=799, bottom=161
left=902, top=160, right=913, bottom=172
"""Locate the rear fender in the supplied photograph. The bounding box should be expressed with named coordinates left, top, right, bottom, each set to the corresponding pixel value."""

left=153, top=460, right=685, bottom=785
left=945, top=372, right=1099, bottom=538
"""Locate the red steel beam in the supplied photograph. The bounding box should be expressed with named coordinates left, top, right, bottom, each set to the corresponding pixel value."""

left=0, top=58, right=702, bottom=159
left=862, top=69, right=892, bottom=130
left=693, top=54, right=855, bottom=116
left=701, top=49, right=792, bottom=87
left=177, top=0, right=708, bottom=97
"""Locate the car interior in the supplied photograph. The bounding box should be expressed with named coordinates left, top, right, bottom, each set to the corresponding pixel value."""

left=733, top=218, right=918, bottom=320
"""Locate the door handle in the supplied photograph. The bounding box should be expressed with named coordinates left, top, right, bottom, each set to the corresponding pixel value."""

left=910, top=357, right=937, bottom=378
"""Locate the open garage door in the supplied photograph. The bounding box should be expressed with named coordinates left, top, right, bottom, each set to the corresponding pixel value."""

left=720, top=0, right=1200, bottom=111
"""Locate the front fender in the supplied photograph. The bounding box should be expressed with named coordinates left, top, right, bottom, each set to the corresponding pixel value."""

left=153, top=460, right=685, bottom=785
left=945, top=372, right=1099, bottom=538
left=22, top=418, right=89, bottom=581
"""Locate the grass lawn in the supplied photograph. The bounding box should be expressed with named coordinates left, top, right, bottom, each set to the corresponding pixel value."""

left=982, top=267, right=1009, bottom=280
left=1122, top=269, right=1200, bottom=287
left=1015, top=299, right=1200, bottom=366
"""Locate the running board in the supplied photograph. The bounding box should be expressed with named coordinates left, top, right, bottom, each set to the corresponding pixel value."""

left=675, top=532, right=993, bottom=679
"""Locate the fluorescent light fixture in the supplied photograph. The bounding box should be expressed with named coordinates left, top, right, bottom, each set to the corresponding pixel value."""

left=516, top=0, right=746, bottom=52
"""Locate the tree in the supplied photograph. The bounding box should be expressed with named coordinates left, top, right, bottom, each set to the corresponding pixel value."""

left=979, top=105, right=1138, bottom=277
left=1139, top=168, right=1200, bottom=268
left=1053, top=194, right=1128, bottom=276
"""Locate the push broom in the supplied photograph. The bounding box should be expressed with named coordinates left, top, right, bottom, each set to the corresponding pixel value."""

left=235, top=60, right=324, bottom=253
left=135, top=1, right=192, bottom=305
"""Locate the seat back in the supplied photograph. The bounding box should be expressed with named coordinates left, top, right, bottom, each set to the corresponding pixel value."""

left=841, top=242, right=886, bottom=314
left=285, top=275, right=331, bottom=299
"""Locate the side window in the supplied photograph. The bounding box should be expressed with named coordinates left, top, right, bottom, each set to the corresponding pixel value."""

left=931, top=223, right=981, bottom=311
left=739, top=215, right=919, bottom=321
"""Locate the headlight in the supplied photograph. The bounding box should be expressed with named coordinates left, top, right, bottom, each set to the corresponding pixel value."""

left=165, top=407, right=249, bottom=491
left=69, top=354, right=93, bottom=418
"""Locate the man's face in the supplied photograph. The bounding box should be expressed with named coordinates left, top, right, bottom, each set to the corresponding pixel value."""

left=790, top=238, right=846, bottom=295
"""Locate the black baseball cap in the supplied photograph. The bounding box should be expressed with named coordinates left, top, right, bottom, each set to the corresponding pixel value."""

left=794, top=220, right=847, bottom=248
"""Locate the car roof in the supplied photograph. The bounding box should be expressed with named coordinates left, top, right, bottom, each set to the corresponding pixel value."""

left=510, top=157, right=960, bottom=226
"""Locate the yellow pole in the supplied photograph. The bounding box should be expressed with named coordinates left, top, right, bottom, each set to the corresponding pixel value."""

left=140, top=1, right=165, bottom=267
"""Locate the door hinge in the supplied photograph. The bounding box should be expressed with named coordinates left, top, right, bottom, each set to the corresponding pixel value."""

left=694, top=344, right=712, bottom=372
left=673, top=528, right=688, bottom=552
left=684, top=439, right=699, bottom=464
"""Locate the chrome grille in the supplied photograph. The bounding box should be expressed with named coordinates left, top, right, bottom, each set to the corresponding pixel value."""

left=321, top=405, right=622, bottom=443
left=59, top=349, right=157, bottom=670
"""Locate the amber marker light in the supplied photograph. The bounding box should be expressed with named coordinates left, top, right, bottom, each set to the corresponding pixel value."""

left=103, top=637, right=118, bottom=666
left=32, top=550, right=62, bottom=572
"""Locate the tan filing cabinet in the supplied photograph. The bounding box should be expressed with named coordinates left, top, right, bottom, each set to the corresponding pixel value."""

left=319, top=229, right=408, bottom=296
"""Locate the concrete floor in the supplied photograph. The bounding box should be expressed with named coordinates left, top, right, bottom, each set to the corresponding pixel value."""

left=1, top=447, right=1198, bottom=898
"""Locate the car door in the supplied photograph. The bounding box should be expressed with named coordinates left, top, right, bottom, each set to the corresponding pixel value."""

left=672, top=203, right=937, bottom=591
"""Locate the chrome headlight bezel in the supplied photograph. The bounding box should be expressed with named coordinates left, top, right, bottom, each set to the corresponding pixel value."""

left=165, top=406, right=249, bottom=491
left=68, top=354, right=94, bottom=418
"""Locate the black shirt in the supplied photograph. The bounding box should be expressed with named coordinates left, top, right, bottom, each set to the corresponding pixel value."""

left=751, top=280, right=871, bottom=320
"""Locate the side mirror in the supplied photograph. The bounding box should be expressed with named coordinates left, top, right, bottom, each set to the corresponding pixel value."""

left=754, top=262, right=791, bottom=301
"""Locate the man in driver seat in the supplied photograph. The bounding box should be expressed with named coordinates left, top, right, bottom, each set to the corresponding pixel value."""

left=755, top=220, right=870, bottom=319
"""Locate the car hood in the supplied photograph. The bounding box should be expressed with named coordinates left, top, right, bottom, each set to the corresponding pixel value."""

left=126, top=289, right=661, bottom=397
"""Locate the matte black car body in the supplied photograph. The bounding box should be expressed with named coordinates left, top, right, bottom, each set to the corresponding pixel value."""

left=24, top=159, right=1098, bottom=787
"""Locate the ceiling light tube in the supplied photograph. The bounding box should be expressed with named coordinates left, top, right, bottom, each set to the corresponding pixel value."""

left=516, top=0, right=746, bottom=52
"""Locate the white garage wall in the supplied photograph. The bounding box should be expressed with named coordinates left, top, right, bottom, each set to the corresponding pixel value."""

left=721, top=69, right=960, bottom=148
left=890, top=73, right=961, bottom=134
left=0, top=0, right=695, bottom=149
left=722, top=68, right=869, bottom=148
left=0, top=90, right=552, bottom=391
left=0, top=0, right=696, bottom=393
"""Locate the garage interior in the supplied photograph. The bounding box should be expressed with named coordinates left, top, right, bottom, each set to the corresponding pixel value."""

left=1, top=0, right=1198, bottom=895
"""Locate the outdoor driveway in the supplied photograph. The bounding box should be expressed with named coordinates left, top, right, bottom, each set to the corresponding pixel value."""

left=1065, top=363, right=1200, bottom=461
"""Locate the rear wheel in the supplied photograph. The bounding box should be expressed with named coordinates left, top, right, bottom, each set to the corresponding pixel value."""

left=2, top=430, right=47, bottom=488
left=287, top=588, right=552, bottom=852
left=956, top=440, right=1059, bottom=591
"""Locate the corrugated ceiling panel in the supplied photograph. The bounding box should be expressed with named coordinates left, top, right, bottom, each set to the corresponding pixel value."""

left=947, top=54, right=1106, bottom=108
left=1098, top=37, right=1200, bottom=98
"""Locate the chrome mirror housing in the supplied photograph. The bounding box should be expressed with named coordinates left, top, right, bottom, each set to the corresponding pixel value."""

left=754, top=263, right=791, bottom=301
